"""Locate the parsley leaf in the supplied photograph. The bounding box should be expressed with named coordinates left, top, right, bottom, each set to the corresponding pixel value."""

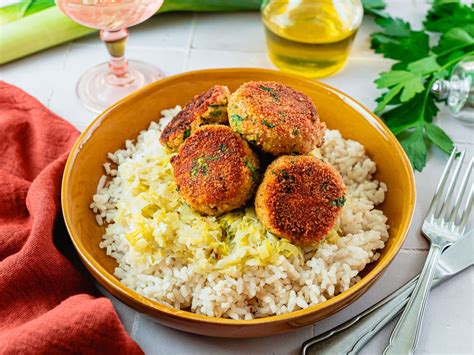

left=383, top=92, right=439, bottom=134
left=371, top=17, right=430, bottom=65
left=375, top=70, right=424, bottom=106
left=398, top=125, right=427, bottom=171
left=425, top=122, right=454, bottom=154
left=407, top=56, right=441, bottom=75
left=375, top=56, right=441, bottom=112
left=362, top=0, right=387, bottom=17
left=367, top=0, right=472, bottom=171
left=424, top=1, right=474, bottom=33
left=433, top=27, right=474, bottom=55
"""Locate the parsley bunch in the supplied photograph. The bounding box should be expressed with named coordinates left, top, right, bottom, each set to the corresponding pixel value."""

left=362, top=0, right=474, bottom=171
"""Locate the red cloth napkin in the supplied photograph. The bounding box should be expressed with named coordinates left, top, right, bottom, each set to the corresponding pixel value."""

left=0, top=82, right=143, bottom=354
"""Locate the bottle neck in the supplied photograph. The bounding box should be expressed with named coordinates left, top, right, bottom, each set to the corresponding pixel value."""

left=431, top=79, right=450, bottom=100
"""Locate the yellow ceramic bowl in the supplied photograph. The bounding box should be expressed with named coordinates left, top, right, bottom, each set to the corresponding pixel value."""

left=62, top=68, right=415, bottom=338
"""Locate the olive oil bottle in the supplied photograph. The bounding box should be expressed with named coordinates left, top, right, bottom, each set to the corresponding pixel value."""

left=262, top=0, right=363, bottom=78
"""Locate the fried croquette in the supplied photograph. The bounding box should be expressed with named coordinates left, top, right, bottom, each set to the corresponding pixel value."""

left=171, top=125, right=260, bottom=216
left=227, top=81, right=326, bottom=155
left=255, top=155, right=346, bottom=246
left=160, top=85, right=230, bottom=151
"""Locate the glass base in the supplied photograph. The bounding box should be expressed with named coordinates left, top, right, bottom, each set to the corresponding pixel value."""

left=77, top=60, right=164, bottom=113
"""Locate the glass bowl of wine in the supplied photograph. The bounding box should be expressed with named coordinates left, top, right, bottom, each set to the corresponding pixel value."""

left=56, top=0, right=165, bottom=113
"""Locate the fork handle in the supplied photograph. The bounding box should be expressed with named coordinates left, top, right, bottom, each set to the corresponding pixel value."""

left=383, top=245, right=442, bottom=355
left=301, top=277, right=417, bottom=355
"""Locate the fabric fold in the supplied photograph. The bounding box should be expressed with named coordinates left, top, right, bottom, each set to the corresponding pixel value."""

left=0, top=81, right=142, bottom=354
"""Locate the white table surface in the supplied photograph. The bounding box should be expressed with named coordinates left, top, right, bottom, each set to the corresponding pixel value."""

left=1, top=1, right=473, bottom=354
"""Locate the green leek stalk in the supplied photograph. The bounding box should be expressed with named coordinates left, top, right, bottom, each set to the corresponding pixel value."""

left=1, top=7, right=93, bottom=65
left=0, top=0, right=262, bottom=65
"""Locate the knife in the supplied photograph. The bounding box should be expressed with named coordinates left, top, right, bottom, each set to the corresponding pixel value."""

left=301, top=230, right=474, bottom=355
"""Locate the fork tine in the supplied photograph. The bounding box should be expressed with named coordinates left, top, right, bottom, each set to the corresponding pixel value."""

left=425, top=148, right=458, bottom=219
left=457, top=185, right=473, bottom=235
left=436, top=149, right=466, bottom=219
left=447, top=158, right=473, bottom=223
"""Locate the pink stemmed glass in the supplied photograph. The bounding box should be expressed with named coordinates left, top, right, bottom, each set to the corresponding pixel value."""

left=56, top=0, right=165, bottom=113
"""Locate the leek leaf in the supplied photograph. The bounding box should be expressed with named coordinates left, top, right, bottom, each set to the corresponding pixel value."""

left=0, top=0, right=31, bottom=25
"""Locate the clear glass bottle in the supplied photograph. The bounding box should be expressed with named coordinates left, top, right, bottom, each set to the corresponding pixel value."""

left=261, top=0, right=363, bottom=79
left=431, top=56, right=474, bottom=125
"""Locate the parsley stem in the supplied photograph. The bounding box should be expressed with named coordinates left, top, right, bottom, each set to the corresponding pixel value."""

left=392, top=121, right=420, bottom=136
left=435, top=43, right=474, bottom=58
left=418, top=76, right=436, bottom=124
left=439, top=50, right=474, bottom=71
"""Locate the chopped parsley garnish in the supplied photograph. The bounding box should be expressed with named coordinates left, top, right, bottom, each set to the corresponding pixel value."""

left=278, top=170, right=294, bottom=192
left=205, top=155, right=220, bottom=161
left=259, top=85, right=280, bottom=101
left=219, top=143, right=227, bottom=152
left=279, top=170, right=294, bottom=193
left=331, top=196, right=346, bottom=207
left=190, top=157, right=208, bottom=176
left=262, top=119, right=276, bottom=128
left=230, top=114, right=244, bottom=132
left=291, top=128, right=299, bottom=136
left=183, top=128, right=191, bottom=140
left=260, top=85, right=275, bottom=93
left=244, top=158, right=259, bottom=181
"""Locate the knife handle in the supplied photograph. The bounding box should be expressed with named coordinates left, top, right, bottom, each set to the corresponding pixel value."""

left=302, top=276, right=418, bottom=355
left=383, top=245, right=442, bottom=355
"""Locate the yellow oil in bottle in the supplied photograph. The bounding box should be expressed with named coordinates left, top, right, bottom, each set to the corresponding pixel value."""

left=262, top=0, right=363, bottom=78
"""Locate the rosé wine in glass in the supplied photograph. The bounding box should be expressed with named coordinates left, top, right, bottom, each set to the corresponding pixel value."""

left=56, top=0, right=165, bottom=113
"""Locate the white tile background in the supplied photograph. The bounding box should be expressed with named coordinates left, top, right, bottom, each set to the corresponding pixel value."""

left=1, top=0, right=473, bottom=353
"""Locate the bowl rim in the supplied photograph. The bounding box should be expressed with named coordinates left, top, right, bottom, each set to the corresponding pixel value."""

left=62, top=67, right=416, bottom=326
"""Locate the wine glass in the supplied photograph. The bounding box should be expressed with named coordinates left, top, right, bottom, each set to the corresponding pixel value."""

left=56, top=0, right=165, bottom=113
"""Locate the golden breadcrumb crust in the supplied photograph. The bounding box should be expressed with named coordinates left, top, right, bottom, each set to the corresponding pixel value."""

left=255, top=155, right=346, bottom=245
left=171, top=125, right=260, bottom=216
left=160, top=85, right=230, bottom=151
left=228, top=81, right=326, bottom=155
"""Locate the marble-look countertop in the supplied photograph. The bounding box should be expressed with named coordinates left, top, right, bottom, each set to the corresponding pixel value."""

left=2, top=0, right=473, bottom=353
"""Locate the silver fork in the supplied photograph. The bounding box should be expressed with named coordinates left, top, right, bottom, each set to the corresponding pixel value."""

left=384, top=148, right=473, bottom=355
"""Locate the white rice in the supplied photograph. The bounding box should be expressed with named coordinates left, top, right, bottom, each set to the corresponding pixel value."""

left=91, top=107, right=389, bottom=320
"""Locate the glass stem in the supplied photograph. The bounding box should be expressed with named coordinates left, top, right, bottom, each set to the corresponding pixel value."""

left=100, top=29, right=134, bottom=86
